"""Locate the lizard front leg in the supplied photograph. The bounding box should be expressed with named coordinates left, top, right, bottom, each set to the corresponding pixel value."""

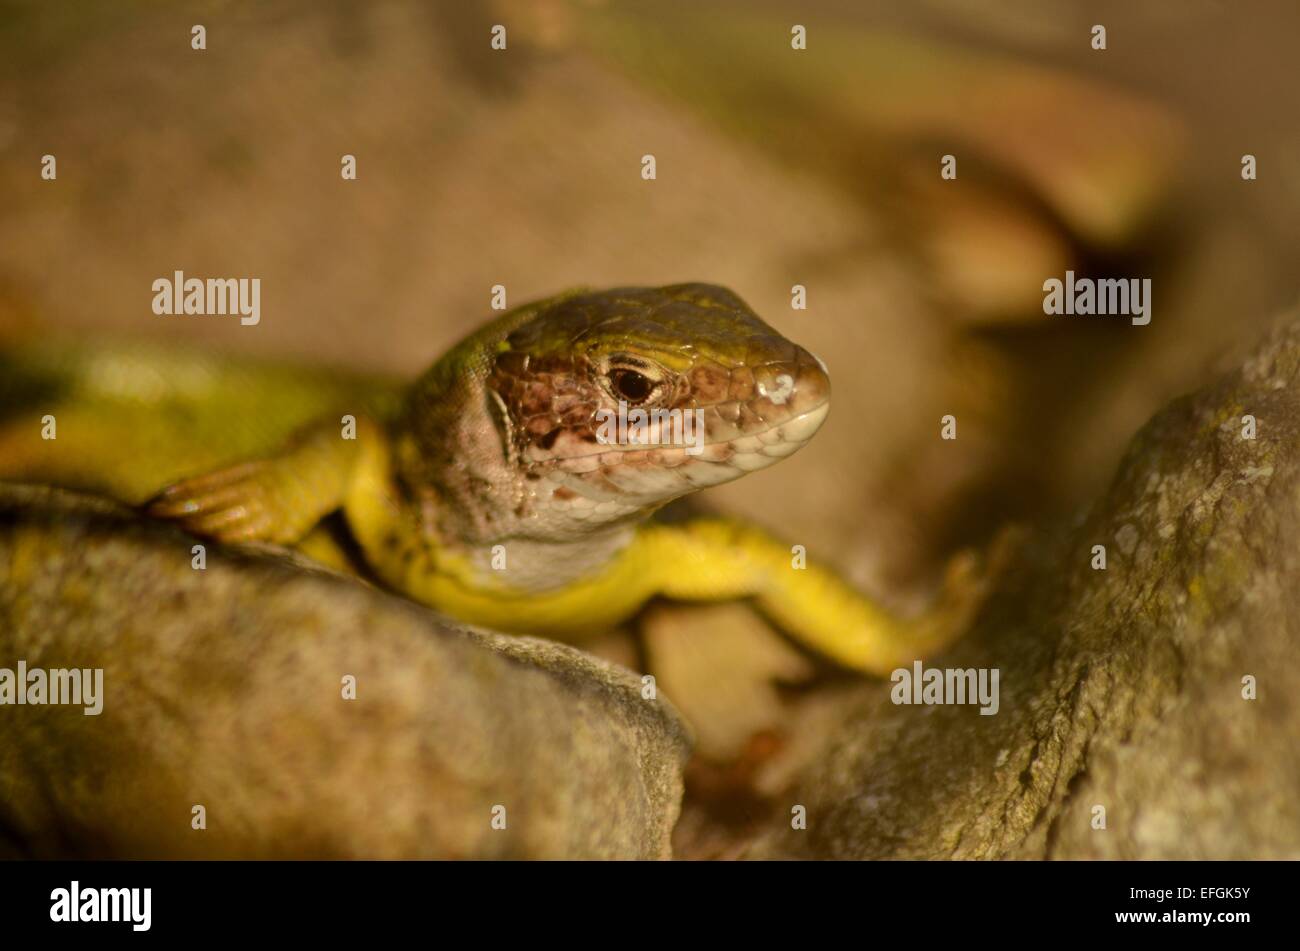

left=641, top=518, right=1008, bottom=676
left=146, top=416, right=384, bottom=545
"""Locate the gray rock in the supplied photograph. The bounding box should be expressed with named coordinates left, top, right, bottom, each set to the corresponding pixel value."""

left=751, top=314, right=1300, bottom=859
left=0, top=485, right=690, bottom=858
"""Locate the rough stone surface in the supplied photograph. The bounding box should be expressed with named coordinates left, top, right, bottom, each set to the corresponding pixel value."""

left=750, top=315, right=1300, bottom=860
left=0, top=486, right=690, bottom=859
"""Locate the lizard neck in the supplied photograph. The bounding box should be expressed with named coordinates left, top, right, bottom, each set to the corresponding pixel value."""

left=344, top=426, right=640, bottom=598
left=395, top=294, right=577, bottom=547
left=451, top=530, right=640, bottom=593
left=342, top=432, right=662, bottom=638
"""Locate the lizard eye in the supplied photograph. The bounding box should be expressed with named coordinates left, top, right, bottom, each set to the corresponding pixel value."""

left=607, top=368, right=656, bottom=405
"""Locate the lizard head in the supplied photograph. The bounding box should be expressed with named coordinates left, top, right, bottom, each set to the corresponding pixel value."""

left=404, top=283, right=829, bottom=543
left=473, top=283, right=830, bottom=538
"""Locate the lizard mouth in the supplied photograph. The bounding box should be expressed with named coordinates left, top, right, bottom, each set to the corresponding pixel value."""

left=737, top=398, right=831, bottom=450
left=697, top=397, right=831, bottom=467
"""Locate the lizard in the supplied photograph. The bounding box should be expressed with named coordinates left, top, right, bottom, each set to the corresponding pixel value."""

left=0, top=283, right=996, bottom=674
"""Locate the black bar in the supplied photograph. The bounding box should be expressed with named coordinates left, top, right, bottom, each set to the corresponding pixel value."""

left=0, top=859, right=1277, bottom=938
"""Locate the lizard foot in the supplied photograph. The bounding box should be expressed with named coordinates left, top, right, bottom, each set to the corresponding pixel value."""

left=145, top=461, right=295, bottom=544
left=936, top=522, right=1025, bottom=633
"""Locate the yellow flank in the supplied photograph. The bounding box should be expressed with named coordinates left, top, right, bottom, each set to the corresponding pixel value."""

left=396, top=532, right=667, bottom=638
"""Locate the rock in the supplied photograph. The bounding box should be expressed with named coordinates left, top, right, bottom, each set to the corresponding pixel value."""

left=0, top=485, right=690, bottom=859
left=749, top=314, right=1300, bottom=859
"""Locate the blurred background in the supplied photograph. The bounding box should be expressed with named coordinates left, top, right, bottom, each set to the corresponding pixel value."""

left=2, top=0, right=1297, bottom=854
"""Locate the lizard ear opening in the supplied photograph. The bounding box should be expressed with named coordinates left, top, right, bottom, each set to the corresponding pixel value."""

left=485, top=388, right=517, bottom=470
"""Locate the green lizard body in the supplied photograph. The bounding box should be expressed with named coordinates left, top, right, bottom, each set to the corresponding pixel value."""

left=0, top=284, right=992, bottom=673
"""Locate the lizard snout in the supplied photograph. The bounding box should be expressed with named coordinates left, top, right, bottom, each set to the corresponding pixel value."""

left=751, top=345, right=830, bottom=419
